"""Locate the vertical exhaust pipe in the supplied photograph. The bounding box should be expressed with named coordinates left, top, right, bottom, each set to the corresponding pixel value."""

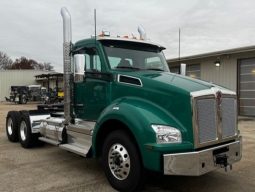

left=138, top=25, right=147, bottom=40
left=61, top=7, right=72, bottom=124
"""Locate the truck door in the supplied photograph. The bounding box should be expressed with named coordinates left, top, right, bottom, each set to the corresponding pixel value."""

left=74, top=45, right=110, bottom=121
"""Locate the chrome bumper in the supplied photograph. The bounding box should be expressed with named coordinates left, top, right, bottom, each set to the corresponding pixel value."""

left=163, top=137, right=242, bottom=176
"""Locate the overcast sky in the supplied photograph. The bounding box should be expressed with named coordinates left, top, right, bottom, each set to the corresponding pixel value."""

left=1, top=0, right=255, bottom=72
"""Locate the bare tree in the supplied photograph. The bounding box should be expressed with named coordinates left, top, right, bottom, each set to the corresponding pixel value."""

left=43, top=62, right=54, bottom=71
left=11, top=57, right=36, bottom=69
left=0, top=51, right=13, bottom=69
left=10, top=57, right=54, bottom=71
left=0, top=52, right=54, bottom=71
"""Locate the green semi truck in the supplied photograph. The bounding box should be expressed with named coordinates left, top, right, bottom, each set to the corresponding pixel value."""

left=6, top=7, right=242, bottom=191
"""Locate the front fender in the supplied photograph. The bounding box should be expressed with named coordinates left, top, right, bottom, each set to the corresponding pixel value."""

left=92, top=96, right=190, bottom=171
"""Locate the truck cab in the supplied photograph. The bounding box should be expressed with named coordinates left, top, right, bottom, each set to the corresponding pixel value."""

left=72, top=37, right=169, bottom=120
left=5, top=8, right=242, bottom=192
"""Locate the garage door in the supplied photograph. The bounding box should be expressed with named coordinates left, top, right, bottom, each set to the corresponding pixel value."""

left=239, top=58, right=255, bottom=116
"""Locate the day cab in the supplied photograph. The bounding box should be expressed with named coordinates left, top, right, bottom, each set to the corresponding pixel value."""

left=5, top=8, right=242, bottom=192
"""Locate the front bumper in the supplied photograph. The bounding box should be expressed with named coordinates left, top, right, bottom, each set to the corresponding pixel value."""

left=163, top=137, right=242, bottom=176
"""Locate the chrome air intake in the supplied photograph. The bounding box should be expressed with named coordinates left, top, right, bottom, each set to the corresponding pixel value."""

left=61, top=7, right=72, bottom=124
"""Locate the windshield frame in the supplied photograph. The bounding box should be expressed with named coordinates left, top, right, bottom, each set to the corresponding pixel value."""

left=100, top=40, right=170, bottom=72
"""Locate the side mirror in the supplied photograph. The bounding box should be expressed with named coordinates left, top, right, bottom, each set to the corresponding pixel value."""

left=180, top=63, right=186, bottom=76
left=74, top=54, right=85, bottom=82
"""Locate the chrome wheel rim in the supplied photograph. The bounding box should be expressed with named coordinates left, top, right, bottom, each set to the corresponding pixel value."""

left=20, top=121, right=27, bottom=141
left=108, top=143, right=130, bottom=180
left=7, top=118, right=13, bottom=135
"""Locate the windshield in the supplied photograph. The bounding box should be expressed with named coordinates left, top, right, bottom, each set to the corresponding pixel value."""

left=102, top=40, right=170, bottom=72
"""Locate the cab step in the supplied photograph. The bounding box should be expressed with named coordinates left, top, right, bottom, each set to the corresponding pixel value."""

left=38, top=137, right=60, bottom=146
left=59, top=143, right=90, bottom=157
left=68, top=121, right=95, bottom=135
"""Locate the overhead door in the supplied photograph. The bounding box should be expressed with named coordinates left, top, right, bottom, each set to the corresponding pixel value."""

left=239, top=58, right=255, bottom=116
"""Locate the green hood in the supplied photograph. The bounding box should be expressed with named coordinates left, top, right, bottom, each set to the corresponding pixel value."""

left=127, top=70, right=214, bottom=94
left=112, top=70, right=219, bottom=145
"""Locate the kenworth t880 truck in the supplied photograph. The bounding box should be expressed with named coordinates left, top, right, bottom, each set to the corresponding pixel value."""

left=6, top=7, right=242, bottom=192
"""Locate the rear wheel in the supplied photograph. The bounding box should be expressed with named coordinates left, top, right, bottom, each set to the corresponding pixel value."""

left=102, top=130, right=145, bottom=192
left=6, top=111, right=20, bottom=142
left=19, top=111, right=38, bottom=148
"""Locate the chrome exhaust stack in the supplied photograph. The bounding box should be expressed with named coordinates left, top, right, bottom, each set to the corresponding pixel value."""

left=138, top=25, right=147, bottom=40
left=61, top=7, right=72, bottom=124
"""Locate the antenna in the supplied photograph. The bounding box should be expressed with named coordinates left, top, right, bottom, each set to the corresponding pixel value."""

left=94, top=9, right=97, bottom=67
left=94, top=9, right=97, bottom=44
left=178, top=28, right=181, bottom=65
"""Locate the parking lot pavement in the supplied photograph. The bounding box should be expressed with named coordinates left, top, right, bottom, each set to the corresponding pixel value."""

left=0, top=102, right=254, bottom=192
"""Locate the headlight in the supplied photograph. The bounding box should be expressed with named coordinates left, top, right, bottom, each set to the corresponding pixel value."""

left=151, top=125, right=182, bottom=144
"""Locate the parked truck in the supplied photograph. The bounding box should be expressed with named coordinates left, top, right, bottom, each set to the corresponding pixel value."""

left=5, top=85, right=29, bottom=104
left=5, top=85, right=47, bottom=104
left=5, top=7, right=242, bottom=192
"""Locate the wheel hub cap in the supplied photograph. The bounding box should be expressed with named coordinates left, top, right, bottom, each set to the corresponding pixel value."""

left=7, top=118, right=13, bottom=135
left=20, top=121, right=27, bottom=141
left=108, top=143, right=130, bottom=180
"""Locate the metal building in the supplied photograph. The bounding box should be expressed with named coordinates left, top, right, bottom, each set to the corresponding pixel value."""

left=0, top=70, right=45, bottom=101
left=167, top=45, right=255, bottom=116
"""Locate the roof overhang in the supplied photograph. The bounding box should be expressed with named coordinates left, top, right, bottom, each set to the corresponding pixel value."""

left=35, top=72, right=63, bottom=79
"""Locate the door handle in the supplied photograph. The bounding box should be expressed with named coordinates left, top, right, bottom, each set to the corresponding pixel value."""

left=75, top=104, right=84, bottom=107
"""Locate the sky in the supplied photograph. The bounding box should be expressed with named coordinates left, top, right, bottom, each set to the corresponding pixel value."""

left=1, top=0, right=255, bottom=72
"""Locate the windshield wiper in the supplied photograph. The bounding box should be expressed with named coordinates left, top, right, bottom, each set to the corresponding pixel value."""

left=116, top=66, right=140, bottom=70
left=146, top=68, right=165, bottom=71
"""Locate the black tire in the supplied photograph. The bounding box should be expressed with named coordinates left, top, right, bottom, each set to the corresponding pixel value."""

left=21, top=95, right=27, bottom=104
left=102, top=130, right=145, bottom=192
left=18, top=111, right=38, bottom=148
left=6, top=111, right=21, bottom=142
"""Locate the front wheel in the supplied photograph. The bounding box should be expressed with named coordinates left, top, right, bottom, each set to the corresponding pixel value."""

left=102, top=130, right=145, bottom=192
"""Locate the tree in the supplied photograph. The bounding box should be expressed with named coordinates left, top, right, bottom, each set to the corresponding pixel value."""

left=0, top=51, right=13, bottom=69
left=43, top=62, right=54, bottom=71
left=11, top=57, right=37, bottom=69
left=0, top=51, right=54, bottom=71
left=10, top=57, right=54, bottom=71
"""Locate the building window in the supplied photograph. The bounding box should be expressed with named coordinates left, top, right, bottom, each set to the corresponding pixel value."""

left=187, top=64, right=201, bottom=79
left=170, top=64, right=201, bottom=79
left=170, top=66, right=180, bottom=74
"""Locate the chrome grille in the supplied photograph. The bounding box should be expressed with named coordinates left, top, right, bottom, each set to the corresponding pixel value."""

left=197, top=99, right=217, bottom=143
left=194, top=95, right=237, bottom=147
left=221, top=98, right=237, bottom=138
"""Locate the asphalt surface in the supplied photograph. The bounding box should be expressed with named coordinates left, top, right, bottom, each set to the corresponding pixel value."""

left=0, top=102, right=254, bottom=192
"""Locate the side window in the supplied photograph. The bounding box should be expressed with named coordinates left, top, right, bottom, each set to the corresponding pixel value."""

left=84, top=47, right=102, bottom=72
left=93, top=54, right=101, bottom=71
